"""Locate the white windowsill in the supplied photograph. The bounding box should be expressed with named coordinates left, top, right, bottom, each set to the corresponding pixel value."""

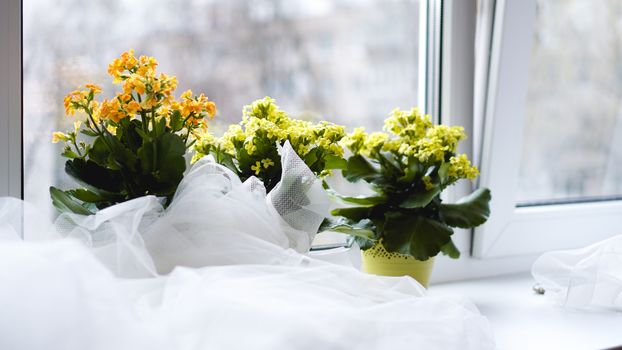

left=431, top=273, right=622, bottom=350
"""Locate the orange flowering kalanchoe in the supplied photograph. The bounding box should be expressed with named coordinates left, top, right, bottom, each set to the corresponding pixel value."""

left=51, top=50, right=218, bottom=214
left=56, top=49, right=216, bottom=145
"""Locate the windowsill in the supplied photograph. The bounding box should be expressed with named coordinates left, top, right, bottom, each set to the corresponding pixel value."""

left=431, top=273, right=622, bottom=350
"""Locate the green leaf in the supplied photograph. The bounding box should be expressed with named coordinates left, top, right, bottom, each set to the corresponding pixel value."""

left=67, top=188, right=122, bottom=204
left=399, top=187, right=441, bottom=209
left=440, top=240, right=460, bottom=259
left=319, top=217, right=376, bottom=240
left=324, top=154, right=348, bottom=170
left=105, top=133, right=138, bottom=171
left=88, top=136, right=110, bottom=166
left=117, top=119, right=142, bottom=153
left=137, top=133, right=186, bottom=193
left=65, top=159, right=124, bottom=193
left=170, top=110, right=184, bottom=131
left=303, top=148, right=319, bottom=167
left=80, top=129, right=99, bottom=137
left=134, top=127, right=150, bottom=141
left=342, top=155, right=380, bottom=183
left=67, top=188, right=104, bottom=203
left=322, top=181, right=386, bottom=207
left=438, top=162, right=450, bottom=183
left=376, top=152, right=403, bottom=178
left=61, top=149, right=80, bottom=159
left=331, top=206, right=373, bottom=222
left=397, top=157, right=423, bottom=184
left=50, top=187, right=94, bottom=215
left=212, top=148, right=239, bottom=174
left=155, top=116, right=167, bottom=137
left=382, top=212, right=454, bottom=261
left=439, top=188, right=492, bottom=228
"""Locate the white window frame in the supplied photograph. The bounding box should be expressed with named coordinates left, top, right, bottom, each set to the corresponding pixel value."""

left=0, top=0, right=22, bottom=199
left=427, top=0, right=539, bottom=283
left=472, top=0, right=622, bottom=258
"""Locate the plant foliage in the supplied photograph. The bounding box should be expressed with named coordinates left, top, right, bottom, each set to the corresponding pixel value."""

left=321, top=108, right=491, bottom=260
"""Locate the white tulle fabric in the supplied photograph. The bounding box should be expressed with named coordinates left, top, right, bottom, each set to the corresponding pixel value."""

left=532, top=235, right=622, bottom=310
left=0, top=143, right=495, bottom=350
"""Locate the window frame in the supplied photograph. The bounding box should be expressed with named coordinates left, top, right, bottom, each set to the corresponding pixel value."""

left=427, top=0, right=538, bottom=283
left=471, top=0, right=622, bottom=258
left=0, top=0, right=22, bottom=199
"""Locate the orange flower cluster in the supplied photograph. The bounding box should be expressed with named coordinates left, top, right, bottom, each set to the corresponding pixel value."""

left=63, top=86, right=100, bottom=116
left=171, top=90, right=217, bottom=125
left=56, top=50, right=218, bottom=147
left=61, top=50, right=216, bottom=130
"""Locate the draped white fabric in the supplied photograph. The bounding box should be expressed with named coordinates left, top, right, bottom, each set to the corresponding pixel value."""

left=532, top=235, right=622, bottom=310
left=0, top=143, right=495, bottom=349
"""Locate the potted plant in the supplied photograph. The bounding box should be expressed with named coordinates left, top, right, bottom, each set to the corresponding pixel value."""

left=193, top=97, right=347, bottom=192
left=51, top=50, right=217, bottom=214
left=193, top=97, right=348, bottom=251
left=321, top=107, right=491, bottom=287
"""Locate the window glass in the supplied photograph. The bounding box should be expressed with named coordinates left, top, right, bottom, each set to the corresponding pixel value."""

left=23, top=0, right=420, bottom=216
left=518, top=0, right=622, bottom=205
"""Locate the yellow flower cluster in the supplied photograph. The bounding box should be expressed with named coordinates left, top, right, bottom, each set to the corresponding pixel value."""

left=194, top=97, right=346, bottom=177
left=384, top=107, right=432, bottom=141
left=448, top=154, right=479, bottom=180
left=339, top=127, right=389, bottom=158
left=340, top=107, right=479, bottom=183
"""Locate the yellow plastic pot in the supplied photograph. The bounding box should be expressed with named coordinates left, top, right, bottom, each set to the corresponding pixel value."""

left=361, top=242, right=435, bottom=288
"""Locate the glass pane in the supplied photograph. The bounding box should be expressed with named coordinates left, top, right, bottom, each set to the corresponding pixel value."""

left=517, top=0, right=622, bottom=205
left=23, top=0, right=420, bottom=216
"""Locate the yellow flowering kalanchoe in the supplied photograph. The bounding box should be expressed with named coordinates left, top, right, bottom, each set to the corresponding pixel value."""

left=324, top=107, right=491, bottom=262
left=339, top=107, right=479, bottom=185
left=51, top=50, right=218, bottom=214
left=194, top=97, right=346, bottom=192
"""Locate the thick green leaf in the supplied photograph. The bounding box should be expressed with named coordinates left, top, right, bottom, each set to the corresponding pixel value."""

left=397, top=157, right=423, bottom=184
left=331, top=206, right=373, bottom=222
left=303, top=148, right=319, bottom=167
left=105, top=133, right=138, bottom=171
left=399, top=187, right=441, bottom=209
left=67, top=188, right=104, bottom=203
left=440, top=240, right=460, bottom=259
left=342, top=155, right=380, bottom=183
left=67, top=188, right=122, bottom=204
left=324, top=154, right=348, bottom=170
left=438, top=162, right=450, bottom=183
left=61, top=149, right=80, bottom=159
left=439, top=188, right=491, bottom=228
left=169, top=110, right=184, bottom=131
left=65, top=159, right=124, bottom=193
left=212, top=148, right=239, bottom=174
left=154, top=116, right=167, bottom=137
left=88, top=136, right=110, bottom=166
left=318, top=217, right=376, bottom=240
left=134, top=127, right=150, bottom=141
left=50, top=187, right=94, bottom=215
left=376, top=152, right=403, bottom=179
left=382, top=212, right=454, bottom=261
left=118, top=119, right=142, bottom=153
left=322, top=181, right=386, bottom=207
left=80, top=129, right=99, bottom=137
left=138, top=133, right=186, bottom=186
